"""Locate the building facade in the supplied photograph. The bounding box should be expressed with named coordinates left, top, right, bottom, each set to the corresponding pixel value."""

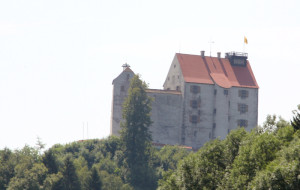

left=111, top=51, right=259, bottom=150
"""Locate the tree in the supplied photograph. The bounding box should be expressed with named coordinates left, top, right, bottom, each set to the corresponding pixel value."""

left=86, top=167, right=102, bottom=190
left=0, top=148, right=16, bottom=190
left=43, top=149, right=58, bottom=174
left=120, top=74, right=154, bottom=189
left=291, top=104, right=300, bottom=131
left=7, top=163, right=48, bottom=190
left=62, top=155, right=81, bottom=190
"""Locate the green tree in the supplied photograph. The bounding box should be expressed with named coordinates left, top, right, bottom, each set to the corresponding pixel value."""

left=120, top=74, right=154, bottom=189
left=43, top=149, right=58, bottom=174
left=226, top=130, right=281, bottom=189
left=291, top=104, right=300, bottom=131
left=0, top=148, right=16, bottom=190
left=62, top=155, right=81, bottom=190
left=86, top=167, right=102, bottom=190
left=7, top=163, right=48, bottom=190
left=159, top=139, right=226, bottom=190
left=43, top=172, right=64, bottom=190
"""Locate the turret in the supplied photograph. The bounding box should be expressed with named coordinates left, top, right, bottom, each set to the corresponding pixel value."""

left=110, top=64, right=134, bottom=135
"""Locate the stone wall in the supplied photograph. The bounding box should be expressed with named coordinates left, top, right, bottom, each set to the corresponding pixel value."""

left=147, top=90, right=183, bottom=145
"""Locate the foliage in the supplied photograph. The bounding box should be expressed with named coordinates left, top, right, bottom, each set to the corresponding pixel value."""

left=292, top=104, right=300, bottom=131
left=86, top=167, right=102, bottom=190
left=3, top=101, right=299, bottom=190
left=62, top=155, right=81, bottom=190
left=159, top=113, right=300, bottom=190
left=120, top=74, right=155, bottom=189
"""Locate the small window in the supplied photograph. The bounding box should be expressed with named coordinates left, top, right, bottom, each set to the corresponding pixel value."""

left=239, top=90, right=249, bottom=99
left=213, top=108, right=217, bottom=115
left=121, top=86, right=125, bottom=92
left=190, top=115, right=199, bottom=124
left=126, top=74, right=130, bottom=80
left=213, top=123, right=216, bottom=129
left=176, top=86, right=180, bottom=91
left=190, top=85, right=200, bottom=94
left=237, top=119, right=248, bottom=127
left=238, top=104, right=248, bottom=114
left=190, top=100, right=199, bottom=109
left=224, top=89, right=228, bottom=95
left=214, top=89, right=217, bottom=95
left=174, top=64, right=176, bottom=68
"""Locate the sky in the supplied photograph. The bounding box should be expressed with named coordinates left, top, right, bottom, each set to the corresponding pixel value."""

left=0, top=0, right=300, bottom=150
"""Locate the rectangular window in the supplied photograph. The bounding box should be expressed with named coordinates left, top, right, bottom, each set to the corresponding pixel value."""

left=224, top=89, right=228, bottom=95
left=237, top=119, right=248, bottom=127
left=238, top=104, right=248, bottom=114
left=121, top=86, right=125, bottom=92
left=213, top=108, right=217, bottom=115
left=176, top=86, right=180, bottom=91
left=213, top=123, right=216, bottom=129
left=190, top=100, right=200, bottom=109
left=214, top=89, right=217, bottom=95
left=239, top=90, right=249, bottom=99
left=190, top=85, right=200, bottom=94
left=190, top=115, right=199, bottom=124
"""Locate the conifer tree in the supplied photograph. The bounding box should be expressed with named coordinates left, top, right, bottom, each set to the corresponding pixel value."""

left=291, top=105, right=300, bottom=131
left=42, top=149, right=58, bottom=174
left=86, top=167, right=102, bottom=190
left=120, top=74, right=154, bottom=189
left=62, top=155, right=81, bottom=190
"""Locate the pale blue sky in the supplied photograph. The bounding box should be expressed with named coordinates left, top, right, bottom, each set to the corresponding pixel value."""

left=1, top=0, right=300, bottom=149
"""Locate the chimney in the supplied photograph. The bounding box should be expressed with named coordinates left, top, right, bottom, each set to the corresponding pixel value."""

left=201, top=51, right=205, bottom=57
left=217, top=52, right=221, bottom=58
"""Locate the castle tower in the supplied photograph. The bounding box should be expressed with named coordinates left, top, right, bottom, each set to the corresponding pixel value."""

left=110, top=64, right=134, bottom=135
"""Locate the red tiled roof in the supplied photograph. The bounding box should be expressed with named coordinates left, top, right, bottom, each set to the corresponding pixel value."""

left=176, top=53, right=259, bottom=88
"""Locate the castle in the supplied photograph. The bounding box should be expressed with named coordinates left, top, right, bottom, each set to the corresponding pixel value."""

left=111, top=51, right=259, bottom=150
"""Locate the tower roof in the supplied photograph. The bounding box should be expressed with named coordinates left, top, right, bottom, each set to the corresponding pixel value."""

left=176, top=53, right=259, bottom=88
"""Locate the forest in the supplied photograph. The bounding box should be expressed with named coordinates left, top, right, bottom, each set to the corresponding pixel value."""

left=1, top=75, right=300, bottom=189
left=1, top=113, right=300, bottom=190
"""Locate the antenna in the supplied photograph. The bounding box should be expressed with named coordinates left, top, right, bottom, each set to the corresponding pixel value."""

left=209, top=39, right=214, bottom=57
left=87, top=122, right=89, bottom=139
left=82, top=122, right=85, bottom=140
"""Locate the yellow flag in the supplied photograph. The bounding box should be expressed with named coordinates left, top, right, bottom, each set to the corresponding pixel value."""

left=244, top=36, right=248, bottom=44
